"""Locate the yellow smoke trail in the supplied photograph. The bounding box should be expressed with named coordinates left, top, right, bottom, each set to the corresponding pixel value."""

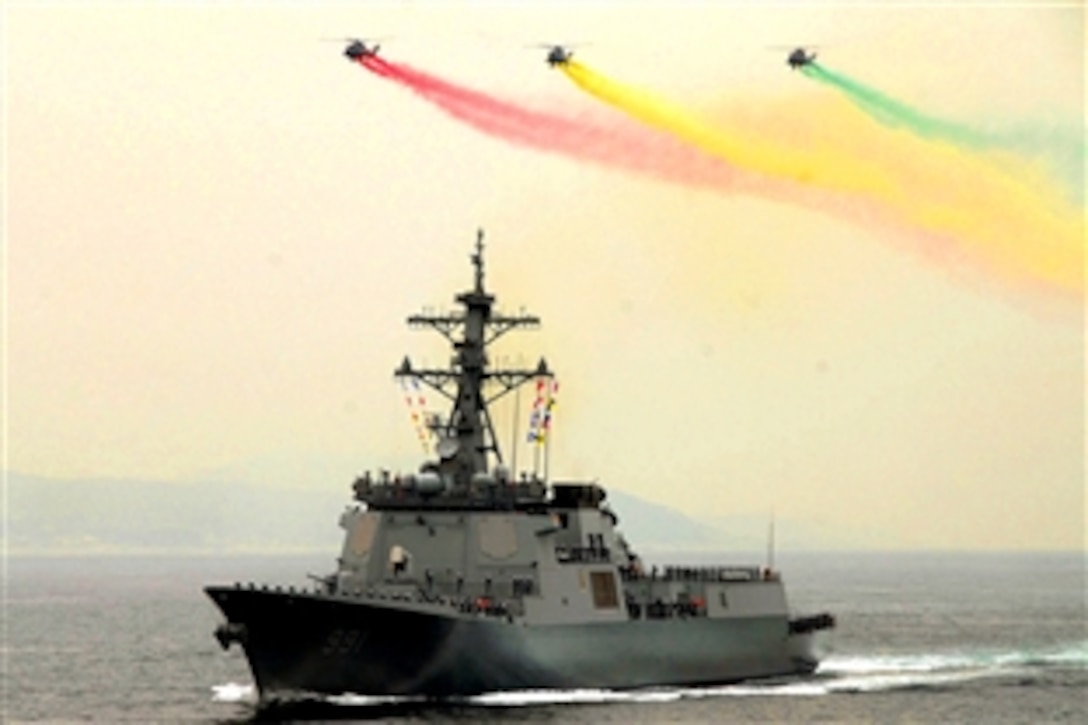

left=562, top=61, right=1084, bottom=296
left=562, top=61, right=901, bottom=198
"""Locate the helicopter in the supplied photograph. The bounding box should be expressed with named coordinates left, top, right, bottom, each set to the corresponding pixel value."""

left=344, top=38, right=380, bottom=60
left=786, top=47, right=817, bottom=69
left=527, top=42, right=582, bottom=67
left=321, top=37, right=385, bottom=61
left=544, top=44, right=573, bottom=67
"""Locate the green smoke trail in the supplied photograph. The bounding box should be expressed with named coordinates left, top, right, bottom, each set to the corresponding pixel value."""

left=801, top=63, right=990, bottom=147
left=801, top=63, right=1084, bottom=200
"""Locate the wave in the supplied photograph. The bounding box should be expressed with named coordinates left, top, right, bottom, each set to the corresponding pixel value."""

left=211, top=682, right=256, bottom=703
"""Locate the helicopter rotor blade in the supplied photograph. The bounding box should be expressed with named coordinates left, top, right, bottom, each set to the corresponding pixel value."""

left=526, top=40, right=591, bottom=48
left=319, top=35, right=392, bottom=43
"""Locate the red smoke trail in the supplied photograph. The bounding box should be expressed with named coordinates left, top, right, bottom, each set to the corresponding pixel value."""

left=358, top=56, right=759, bottom=193
left=355, top=57, right=908, bottom=247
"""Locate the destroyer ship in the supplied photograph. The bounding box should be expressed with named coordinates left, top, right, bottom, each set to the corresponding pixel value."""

left=206, top=231, right=835, bottom=698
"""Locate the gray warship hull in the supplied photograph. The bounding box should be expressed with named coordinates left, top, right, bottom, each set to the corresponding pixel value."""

left=207, top=586, right=825, bottom=697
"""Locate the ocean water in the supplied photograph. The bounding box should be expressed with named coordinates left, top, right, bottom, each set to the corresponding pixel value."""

left=5, top=551, right=1085, bottom=722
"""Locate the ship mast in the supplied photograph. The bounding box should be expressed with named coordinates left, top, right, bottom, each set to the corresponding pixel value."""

left=395, top=230, right=551, bottom=489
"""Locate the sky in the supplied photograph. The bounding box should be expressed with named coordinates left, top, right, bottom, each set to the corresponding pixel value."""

left=5, top=1, right=1085, bottom=551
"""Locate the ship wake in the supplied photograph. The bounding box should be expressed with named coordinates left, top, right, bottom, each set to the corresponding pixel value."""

left=806, top=640, right=1088, bottom=695
left=211, top=640, right=1087, bottom=715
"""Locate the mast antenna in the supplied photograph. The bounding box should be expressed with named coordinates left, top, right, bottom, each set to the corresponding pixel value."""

left=395, top=229, right=549, bottom=483
left=766, top=509, right=776, bottom=574
left=473, top=228, right=485, bottom=292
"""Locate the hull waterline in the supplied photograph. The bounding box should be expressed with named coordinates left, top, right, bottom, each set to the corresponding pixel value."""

left=207, top=586, right=827, bottom=698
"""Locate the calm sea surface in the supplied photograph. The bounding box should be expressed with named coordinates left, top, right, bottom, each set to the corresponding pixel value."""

left=5, top=551, right=1085, bottom=722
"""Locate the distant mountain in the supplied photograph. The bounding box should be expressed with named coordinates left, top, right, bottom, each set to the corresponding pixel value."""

left=5, top=472, right=346, bottom=555
left=5, top=472, right=733, bottom=556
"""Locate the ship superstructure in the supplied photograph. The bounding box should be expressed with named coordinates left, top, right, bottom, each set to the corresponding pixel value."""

left=206, top=230, right=834, bottom=698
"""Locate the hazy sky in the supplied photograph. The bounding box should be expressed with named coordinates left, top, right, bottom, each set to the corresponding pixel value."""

left=6, top=2, right=1084, bottom=550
